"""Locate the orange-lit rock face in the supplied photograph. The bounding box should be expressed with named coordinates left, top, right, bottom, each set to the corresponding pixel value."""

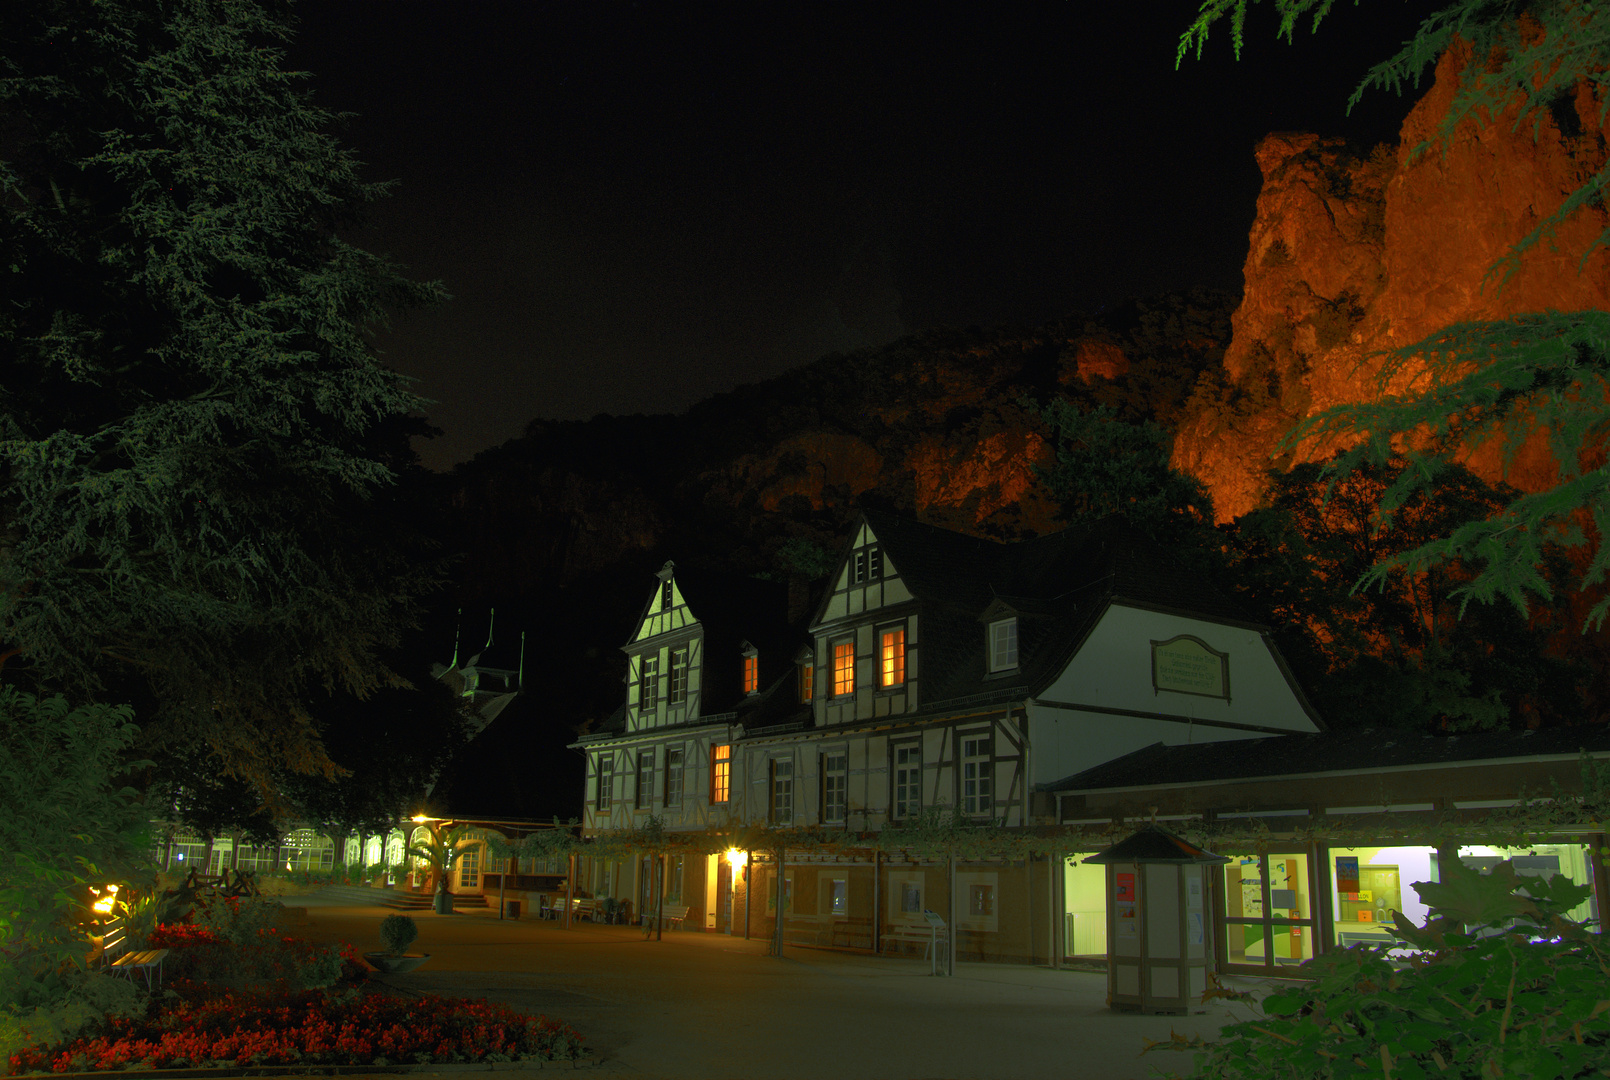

left=1174, top=42, right=1610, bottom=521
left=1071, top=340, right=1129, bottom=382
left=734, top=432, right=885, bottom=513
left=907, top=428, right=1060, bottom=533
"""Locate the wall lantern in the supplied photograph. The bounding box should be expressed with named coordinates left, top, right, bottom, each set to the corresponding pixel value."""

left=725, top=848, right=748, bottom=869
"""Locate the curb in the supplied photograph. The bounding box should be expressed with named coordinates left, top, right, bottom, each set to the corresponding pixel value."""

left=9, top=1058, right=597, bottom=1078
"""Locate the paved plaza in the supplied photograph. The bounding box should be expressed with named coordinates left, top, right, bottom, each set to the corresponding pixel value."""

left=290, top=895, right=1281, bottom=1080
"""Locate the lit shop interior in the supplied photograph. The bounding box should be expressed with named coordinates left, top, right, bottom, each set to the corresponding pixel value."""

left=1062, top=842, right=1598, bottom=968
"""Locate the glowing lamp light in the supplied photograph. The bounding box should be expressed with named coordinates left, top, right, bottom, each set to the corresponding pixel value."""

left=91, top=884, right=119, bottom=915
left=725, top=848, right=747, bottom=869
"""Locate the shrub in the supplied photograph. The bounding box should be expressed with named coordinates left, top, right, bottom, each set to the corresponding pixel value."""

left=1146, top=853, right=1610, bottom=1079
left=379, top=915, right=418, bottom=956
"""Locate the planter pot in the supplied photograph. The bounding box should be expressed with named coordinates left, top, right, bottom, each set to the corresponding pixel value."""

left=434, top=891, right=454, bottom=914
left=363, top=952, right=431, bottom=974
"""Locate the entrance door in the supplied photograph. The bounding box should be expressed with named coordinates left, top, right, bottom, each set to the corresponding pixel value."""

left=1221, top=852, right=1316, bottom=972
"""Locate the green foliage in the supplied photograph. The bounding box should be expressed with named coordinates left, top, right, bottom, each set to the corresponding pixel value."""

left=378, top=915, right=417, bottom=957
left=0, top=689, right=154, bottom=1018
left=282, top=648, right=473, bottom=850
left=1226, top=456, right=1587, bottom=731
left=0, top=0, right=449, bottom=812
left=1291, top=311, right=1610, bottom=630
left=1148, top=854, right=1610, bottom=1080
left=1031, top=401, right=1217, bottom=544
left=1182, top=2, right=1610, bottom=634
left=773, top=536, right=839, bottom=581
left=0, top=970, right=146, bottom=1077
left=406, top=824, right=475, bottom=893
left=192, top=896, right=286, bottom=950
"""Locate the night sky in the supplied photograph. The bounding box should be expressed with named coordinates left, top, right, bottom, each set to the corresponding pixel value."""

left=287, top=2, right=1429, bottom=472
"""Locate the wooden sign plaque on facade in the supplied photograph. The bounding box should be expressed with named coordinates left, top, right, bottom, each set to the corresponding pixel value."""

left=1150, top=635, right=1229, bottom=702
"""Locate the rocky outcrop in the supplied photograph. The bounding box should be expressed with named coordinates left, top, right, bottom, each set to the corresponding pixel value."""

left=1174, top=42, right=1610, bottom=520
left=443, top=293, right=1234, bottom=597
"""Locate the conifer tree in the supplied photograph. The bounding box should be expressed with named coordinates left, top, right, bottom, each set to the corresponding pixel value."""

left=0, top=0, right=449, bottom=811
left=1180, top=1, right=1610, bottom=628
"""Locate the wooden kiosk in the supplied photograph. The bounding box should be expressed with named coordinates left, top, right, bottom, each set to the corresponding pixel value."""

left=1084, top=824, right=1228, bottom=1016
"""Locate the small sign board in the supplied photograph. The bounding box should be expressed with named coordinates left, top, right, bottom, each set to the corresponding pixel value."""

left=1335, top=856, right=1360, bottom=893
left=1151, top=635, right=1230, bottom=700
left=922, top=909, right=946, bottom=930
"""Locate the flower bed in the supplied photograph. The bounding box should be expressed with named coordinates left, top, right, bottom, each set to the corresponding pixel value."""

left=144, top=922, right=368, bottom=995
left=8, top=987, right=586, bottom=1073
left=9, top=899, right=586, bottom=1074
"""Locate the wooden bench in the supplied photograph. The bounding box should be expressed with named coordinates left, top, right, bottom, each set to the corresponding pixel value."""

left=569, top=897, right=599, bottom=921
left=90, top=916, right=170, bottom=992
left=642, top=903, right=690, bottom=931
left=781, top=914, right=832, bottom=947
left=880, top=924, right=947, bottom=960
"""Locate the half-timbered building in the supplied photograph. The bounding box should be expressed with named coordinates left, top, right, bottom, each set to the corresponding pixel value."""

left=570, top=510, right=1325, bottom=947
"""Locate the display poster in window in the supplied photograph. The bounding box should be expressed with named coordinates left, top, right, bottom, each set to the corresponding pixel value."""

left=1115, top=871, right=1137, bottom=938
left=1187, top=875, right=1203, bottom=911
left=1335, top=856, right=1359, bottom=894
left=1188, top=912, right=1204, bottom=945
left=1150, top=635, right=1229, bottom=699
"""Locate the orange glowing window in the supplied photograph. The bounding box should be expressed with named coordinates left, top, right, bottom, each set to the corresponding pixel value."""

left=800, top=663, right=814, bottom=702
left=880, top=627, right=905, bottom=687
left=743, top=654, right=758, bottom=694
left=832, top=641, right=854, bottom=696
left=710, top=743, right=731, bottom=803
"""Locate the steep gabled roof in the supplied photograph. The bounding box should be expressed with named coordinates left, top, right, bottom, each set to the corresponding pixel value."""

left=853, top=510, right=1264, bottom=710
left=1044, top=725, right=1610, bottom=794
left=620, top=560, right=813, bottom=718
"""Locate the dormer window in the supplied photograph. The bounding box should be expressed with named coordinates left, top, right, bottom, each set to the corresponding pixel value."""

left=852, top=543, right=882, bottom=584
left=989, top=618, right=1018, bottom=672
left=742, top=647, right=759, bottom=695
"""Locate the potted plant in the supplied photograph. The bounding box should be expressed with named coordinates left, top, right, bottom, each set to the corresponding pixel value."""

left=364, top=913, right=430, bottom=974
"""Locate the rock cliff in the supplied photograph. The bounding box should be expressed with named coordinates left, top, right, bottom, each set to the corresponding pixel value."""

left=1172, top=42, right=1610, bottom=520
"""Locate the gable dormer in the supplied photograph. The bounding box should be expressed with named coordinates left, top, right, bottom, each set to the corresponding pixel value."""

left=978, top=597, right=1020, bottom=674
left=794, top=644, right=815, bottom=703
left=816, top=519, right=913, bottom=623
left=740, top=640, right=759, bottom=695
left=623, top=561, right=703, bottom=731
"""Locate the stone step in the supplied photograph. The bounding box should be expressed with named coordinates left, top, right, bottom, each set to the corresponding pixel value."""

left=306, top=884, right=399, bottom=905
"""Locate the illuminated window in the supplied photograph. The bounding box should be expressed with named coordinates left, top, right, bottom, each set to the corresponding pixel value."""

left=595, top=754, right=613, bottom=811
left=961, top=734, right=992, bottom=816
left=989, top=618, right=1018, bottom=672
left=822, top=752, right=847, bottom=824
left=771, top=757, right=793, bottom=824
left=664, top=747, right=683, bottom=808
left=894, top=744, right=921, bottom=819
left=833, top=640, right=854, bottom=696
left=458, top=846, right=479, bottom=889
left=710, top=743, right=731, bottom=803
left=800, top=663, right=814, bottom=702
left=661, top=579, right=673, bottom=609
left=640, top=655, right=658, bottom=710
left=635, top=749, right=653, bottom=810
left=743, top=653, right=759, bottom=694
left=879, top=626, right=905, bottom=687
left=669, top=648, right=688, bottom=705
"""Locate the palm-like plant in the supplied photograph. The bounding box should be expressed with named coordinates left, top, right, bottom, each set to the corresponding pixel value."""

left=405, top=824, right=472, bottom=897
